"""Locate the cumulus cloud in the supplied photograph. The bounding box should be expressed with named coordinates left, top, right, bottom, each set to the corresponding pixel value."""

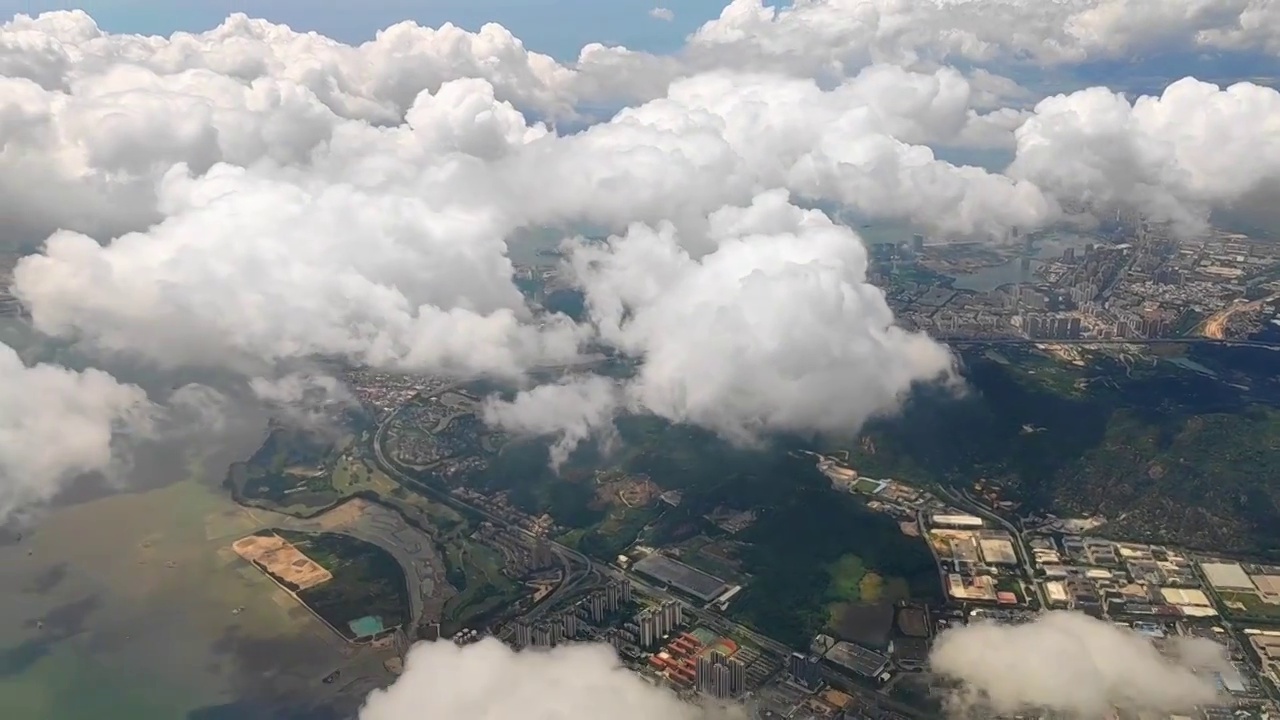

left=481, top=376, right=621, bottom=471
left=687, top=0, right=1280, bottom=75
left=0, top=341, right=155, bottom=521
left=360, top=638, right=739, bottom=720
left=484, top=69, right=1057, bottom=237
left=0, top=10, right=592, bottom=121
left=249, top=372, right=358, bottom=430
left=12, top=163, right=587, bottom=376
left=486, top=192, right=956, bottom=456
left=1008, top=76, right=1280, bottom=233
left=650, top=7, right=676, bottom=22
left=931, top=612, right=1230, bottom=717
left=4, top=4, right=1277, bottom=516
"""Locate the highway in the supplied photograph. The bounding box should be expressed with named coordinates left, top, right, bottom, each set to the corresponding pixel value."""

left=932, top=485, right=1046, bottom=608
left=934, top=336, right=1280, bottom=349
left=371, top=406, right=595, bottom=616
left=372, top=399, right=927, bottom=716
left=372, top=405, right=787, bottom=647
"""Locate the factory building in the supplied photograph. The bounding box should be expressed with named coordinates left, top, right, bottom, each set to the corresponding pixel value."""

left=930, top=513, right=985, bottom=529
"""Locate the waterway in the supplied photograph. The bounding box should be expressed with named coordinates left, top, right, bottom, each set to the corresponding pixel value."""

left=948, top=232, right=1099, bottom=292
left=0, top=472, right=377, bottom=720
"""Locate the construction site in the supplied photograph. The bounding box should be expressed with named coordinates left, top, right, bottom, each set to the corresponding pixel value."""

left=232, top=533, right=332, bottom=590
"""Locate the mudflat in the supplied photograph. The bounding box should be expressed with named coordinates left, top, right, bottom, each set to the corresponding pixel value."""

left=0, top=476, right=391, bottom=720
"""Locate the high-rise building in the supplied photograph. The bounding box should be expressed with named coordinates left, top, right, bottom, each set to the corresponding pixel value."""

left=638, top=611, right=658, bottom=649
left=514, top=621, right=532, bottom=649
left=589, top=592, right=607, bottom=623
left=653, top=600, right=681, bottom=639
left=695, top=655, right=712, bottom=692
left=788, top=652, right=820, bottom=688
left=727, top=658, right=746, bottom=696
left=562, top=611, right=579, bottom=639
left=697, top=651, right=746, bottom=699
left=605, top=581, right=621, bottom=612
left=911, top=233, right=925, bottom=253
left=532, top=623, right=552, bottom=647
left=711, top=663, right=733, bottom=700
left=620, top=579, right=633, bottom=605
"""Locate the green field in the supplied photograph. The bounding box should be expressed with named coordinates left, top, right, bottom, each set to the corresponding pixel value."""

left=439, top=540, right=521, bottom=635
left=228, top=429, right=349, bottom=511
left=1219, top=591, right=1280, bottom=622
left=828, top=555, right=867, bottom=601
left=269, top=530, right=410, bottom=640
left=851, top=478, right=883, bottom=494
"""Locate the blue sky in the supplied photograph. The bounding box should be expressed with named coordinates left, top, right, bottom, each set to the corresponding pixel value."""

left=0, top=0, right=731, bottom=57
left=4, top=0, right=1275, bottom=97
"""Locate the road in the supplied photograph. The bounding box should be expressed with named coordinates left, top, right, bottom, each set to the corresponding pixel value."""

left=372, top=406, right=784, bottom=644
left=243, top=502, right=442, bottom=629
left=934, top=337, right=1280, bottom=349
left=1199, top=293, right=1280, bottom=339
left=372, top=406, right=594, bottom=617
left=373, top=402, right=928, bottom=716
left=917, top=508, right=950, bottom=602
left=931, top=485, right=1045, bottom=608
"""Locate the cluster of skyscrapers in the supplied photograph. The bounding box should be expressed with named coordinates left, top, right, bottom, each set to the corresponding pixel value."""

left=584, top=579, right=633, bottom=623
left=695, top=650, right=746, bottom=699
left=512, top=609, right=579, bottom=649
left=512, top=580, right=636, bottom=650
left=635, top=600, right=682, bottom=649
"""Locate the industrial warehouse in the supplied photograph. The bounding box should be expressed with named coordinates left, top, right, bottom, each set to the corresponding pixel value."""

left=632, top=553, right=731, bottom=602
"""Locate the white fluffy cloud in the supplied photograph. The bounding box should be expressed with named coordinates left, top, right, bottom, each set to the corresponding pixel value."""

left=1009, top=76, right=1280, bottom=232
left=931, top=612, right=1230, bottom=717
left=0, top=341, right=155, bottom=519
left=486, top=69, right=1056, bottom=237
left=12, top=164, right=586, bottom=376
left=688, top=0, right=1280, bottom=75
left=0, top=44, right=1043, bottom=247
left=0, top=10, right=587, bottom=121
left=650, top=8, right=676, bottom=22
left=4, top=4, right=1279, bottom=516
left=482, top=376, right=622, bottom=471
left=485, top=192, right=956, bottom=454
left=360, top=638, right=739, bottom=720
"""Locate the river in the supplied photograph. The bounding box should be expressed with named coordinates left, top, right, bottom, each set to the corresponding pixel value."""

left=948, top=232, right=1099, bottom=292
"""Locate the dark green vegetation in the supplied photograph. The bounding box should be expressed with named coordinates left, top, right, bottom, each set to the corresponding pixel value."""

left=720, top=460, right=936, bottom=648
left=468, top=420, right=938, bottom=648
left=267, top=530, right=410, bottom=640
left=439, top=539, right=521, bottom=636
left=847, top=343, right=1280, bottom=557
left=226, top=411, right=373, bottom=512
left=229, top=428, right=342, bottom=507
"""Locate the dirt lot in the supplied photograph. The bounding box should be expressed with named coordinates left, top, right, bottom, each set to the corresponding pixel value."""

left=594, top=472, right=661, bottom=508
left=232, top=534, right=332, bottom=590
